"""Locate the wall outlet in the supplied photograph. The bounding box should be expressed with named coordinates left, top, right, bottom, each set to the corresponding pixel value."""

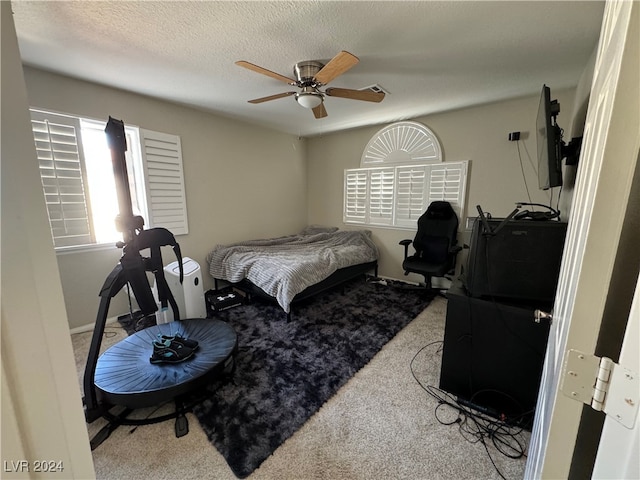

left=508, top=131, right=521, bottom=141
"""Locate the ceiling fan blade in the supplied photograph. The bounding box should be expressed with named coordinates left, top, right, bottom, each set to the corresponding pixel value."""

left=312, top=103, right=328, bottom=119
left=325, top=87, right=385, bottom=102
left=314, top=51, right=359, bottom=85
left=236, top=61, right=296, bottom=84
left=248, top=92, right=296, bottom=104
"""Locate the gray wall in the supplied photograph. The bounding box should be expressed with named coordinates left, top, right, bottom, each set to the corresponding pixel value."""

left=306, top=89, right=577, bottom=284
left=24, top=67, right=308, bottom=329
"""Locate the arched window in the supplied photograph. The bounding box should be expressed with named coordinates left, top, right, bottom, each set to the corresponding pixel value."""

left=361, top=121, right=442, bottom=166
left=344, top=121, right=468, bottom=228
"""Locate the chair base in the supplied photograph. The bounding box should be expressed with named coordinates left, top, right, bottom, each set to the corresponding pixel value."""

left=401, top=272, right=454, bottom=294
left=395, top=280, right=444, bottom=299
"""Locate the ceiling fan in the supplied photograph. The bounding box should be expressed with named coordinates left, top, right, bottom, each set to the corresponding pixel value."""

left=235, top=51, right=385, bottom=119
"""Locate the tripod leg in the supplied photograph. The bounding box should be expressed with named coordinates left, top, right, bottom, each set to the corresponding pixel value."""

left=174, top=398, right=189, bottom=438
left=84, top=264, right=128, bottom=422
left=155, top=268, right=181, bottom=321
left=89, top=407, right=133, bottom=450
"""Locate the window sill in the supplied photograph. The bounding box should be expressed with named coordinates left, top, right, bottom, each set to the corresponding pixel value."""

left=343, top=222, right=416, bottom=231
left=55, top=242, right=122, bottom=256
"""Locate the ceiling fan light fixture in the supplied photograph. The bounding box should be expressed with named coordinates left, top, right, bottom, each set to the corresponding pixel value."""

left=296, top=88, right=323, bottom=109
left=237, top=51, right=379, bottom=118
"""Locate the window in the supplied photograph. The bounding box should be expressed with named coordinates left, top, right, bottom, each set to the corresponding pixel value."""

left=361, top=121, right=442, bottom=166
left=29, top=109, right=188, bottom=249
left=344, top=162, right=468, bottom=228
left=344, top=121, right=468, bottom=229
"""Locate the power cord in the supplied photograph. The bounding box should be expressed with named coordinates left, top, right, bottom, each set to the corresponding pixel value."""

left=513, top=202, right=560, bottom=221
left=410, top=342, right=528, bottom=480
left=516, top=141, right=533, bottom=205
left=519, top=138, right=554, bottom=207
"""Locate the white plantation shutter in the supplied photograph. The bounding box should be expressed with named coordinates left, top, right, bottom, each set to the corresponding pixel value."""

left=344, top=161, right=468, bottom=229
left=344, top=170, right=368, bottom=223
left=368, top=168, right=395, bottom=225
left=427, top=162, right=468, bottom=219
left=345, top=120, right=468, bottom=229
left=29, top=109, right=189, bottom=249
left=361, top=121, right=442, bottom=166
left=140, top=129, right=189, bottom=235
left=30, top=111, right=94, bottom=247
left=395, top=165, right=428, bottom=228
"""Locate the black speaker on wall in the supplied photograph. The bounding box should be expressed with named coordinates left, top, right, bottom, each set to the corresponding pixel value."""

left=463, top=218, right=568, bottom=303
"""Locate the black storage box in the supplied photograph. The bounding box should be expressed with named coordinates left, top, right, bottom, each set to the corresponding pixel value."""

left=205, top=288, right=243, bottom=316
left=439, top=280, right=550, bottom=428
left=463, top=218, right=567, bottom=303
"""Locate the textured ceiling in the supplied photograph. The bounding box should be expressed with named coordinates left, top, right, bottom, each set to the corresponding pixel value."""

left=12, top=1, right=605, bottom=137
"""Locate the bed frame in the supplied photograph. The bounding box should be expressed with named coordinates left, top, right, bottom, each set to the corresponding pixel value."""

left=214, top=260, right=378, bottom=320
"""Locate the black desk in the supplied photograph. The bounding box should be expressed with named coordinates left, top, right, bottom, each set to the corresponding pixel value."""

left=439, top=281, right=550, bottom=427
left=94, top=319, right=237, bottom=409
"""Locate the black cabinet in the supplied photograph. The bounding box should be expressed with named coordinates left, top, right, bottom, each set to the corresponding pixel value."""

left=439, top=281, right=551, bottom=427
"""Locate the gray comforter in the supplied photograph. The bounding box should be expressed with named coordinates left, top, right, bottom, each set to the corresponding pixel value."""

left=206, top=230, right=378, bottom=312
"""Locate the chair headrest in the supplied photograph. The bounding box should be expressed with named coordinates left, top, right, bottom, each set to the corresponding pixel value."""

left=425, top=201, right=456, bottom=220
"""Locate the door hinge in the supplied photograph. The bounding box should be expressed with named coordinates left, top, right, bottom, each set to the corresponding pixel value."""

left=561, top=349, right=639, bottom=429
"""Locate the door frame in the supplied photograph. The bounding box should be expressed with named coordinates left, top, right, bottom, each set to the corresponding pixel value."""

left=525, top=1, right=640, bottom=477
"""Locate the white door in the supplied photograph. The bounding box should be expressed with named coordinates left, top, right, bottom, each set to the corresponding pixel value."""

left=525, top=1, right=640, bottom=478
left=592, top=274, right=640, bottom=479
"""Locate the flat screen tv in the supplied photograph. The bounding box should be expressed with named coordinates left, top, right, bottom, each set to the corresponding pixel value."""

left=536, top=85, right=563, bottom=190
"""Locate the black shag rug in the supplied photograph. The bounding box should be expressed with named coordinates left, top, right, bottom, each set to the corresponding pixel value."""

left=120, top=277, right=432, bottom=478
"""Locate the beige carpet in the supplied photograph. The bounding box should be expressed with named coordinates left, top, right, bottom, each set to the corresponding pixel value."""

left=72, top=297, right=529, bottom=479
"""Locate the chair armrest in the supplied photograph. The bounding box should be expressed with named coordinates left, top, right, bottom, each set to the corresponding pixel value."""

left=399, top=239, right=412, bottom=259
left=449, top=245, right=462, bottom=254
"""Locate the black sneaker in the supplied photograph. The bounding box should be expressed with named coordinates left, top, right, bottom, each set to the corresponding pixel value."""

left=149, top=339, right=195, bottom=364
left=158, top=333, right=199, bottom=351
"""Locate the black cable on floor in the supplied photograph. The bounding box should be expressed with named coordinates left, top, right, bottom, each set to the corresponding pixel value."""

left=410, top=342, right=528, bottom=480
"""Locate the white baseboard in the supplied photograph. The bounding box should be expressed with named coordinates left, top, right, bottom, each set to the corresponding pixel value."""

left=367, top=273, right=421, bottom=286
left=69, top=315, right=120, bottom=335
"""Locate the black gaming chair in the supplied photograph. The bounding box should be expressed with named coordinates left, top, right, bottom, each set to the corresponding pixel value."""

left=399, top=201, right=461, bottom=292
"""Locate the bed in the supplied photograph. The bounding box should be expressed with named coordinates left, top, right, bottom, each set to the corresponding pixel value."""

left=206, top=227, right=379, bottom=315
